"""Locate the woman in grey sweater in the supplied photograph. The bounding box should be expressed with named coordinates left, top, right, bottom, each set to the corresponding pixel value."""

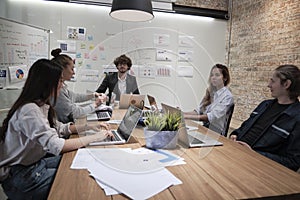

left=51, top=48, right=106, bottom=123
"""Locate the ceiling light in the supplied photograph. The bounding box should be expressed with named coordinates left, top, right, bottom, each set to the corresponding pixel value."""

left=110, top=0, right=154, bottom=22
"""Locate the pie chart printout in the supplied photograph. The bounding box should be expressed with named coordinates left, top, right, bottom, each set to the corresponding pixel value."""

left=16, top=69, right=24, bottom=79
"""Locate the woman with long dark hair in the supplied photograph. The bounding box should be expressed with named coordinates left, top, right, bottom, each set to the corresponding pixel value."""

left=0, top=59, right=112, bottom=200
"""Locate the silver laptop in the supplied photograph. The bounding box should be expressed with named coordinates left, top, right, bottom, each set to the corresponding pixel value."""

left=161, top=103, right=223, bottom=148
left=86, top=110, right=111, bottom=121
left=119, top=94, right=145, bottom=109
left=147, top=94, right=158, bottom=110
left=89, top=105, right=142, bottom=146
left=144, top=94, right=162, bottom=111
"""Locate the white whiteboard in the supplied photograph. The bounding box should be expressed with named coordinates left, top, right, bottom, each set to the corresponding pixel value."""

left=0, top=1, right=227, bottom=110
left=0, top=17, right=49, bottom=87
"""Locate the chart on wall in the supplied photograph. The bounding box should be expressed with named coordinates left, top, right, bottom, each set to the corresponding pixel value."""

left=0, top=17, right=49, bottom=68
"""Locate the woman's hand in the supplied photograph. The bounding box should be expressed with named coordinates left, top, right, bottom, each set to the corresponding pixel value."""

left=94, top=98, right=103, bottom=107
left=99, top=93, right=107, bottom=102
left=183, top=113, right=194, bottom=119
left=92, top=130, right=114, bottom=142
left=99, top=122, right=110, bottom=130
left=62, top=129, right=114, bottom=152
left=88, top=123, right=110, bottom=131
left=94, top=93, right=107, bottom=107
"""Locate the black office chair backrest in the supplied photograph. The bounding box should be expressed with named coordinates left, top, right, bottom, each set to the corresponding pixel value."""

left=223, top=103, right=235, bottom=137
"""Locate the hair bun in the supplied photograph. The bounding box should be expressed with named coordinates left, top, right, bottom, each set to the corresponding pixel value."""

left=51, top=48, right=62, bottom=58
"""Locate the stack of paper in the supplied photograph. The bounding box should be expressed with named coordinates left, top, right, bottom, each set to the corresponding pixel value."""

left=71, top=148, right=184, bottom=199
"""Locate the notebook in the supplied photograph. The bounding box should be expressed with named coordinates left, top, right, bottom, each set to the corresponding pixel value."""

left=89, top=105, right=142, bottom=146
left=161, top=103, right=223, bottom=148
left=119, top=94, right=145, bottom=109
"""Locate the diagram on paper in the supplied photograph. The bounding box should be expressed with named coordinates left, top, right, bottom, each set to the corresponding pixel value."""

left=139, top=66, right=155, bottom=78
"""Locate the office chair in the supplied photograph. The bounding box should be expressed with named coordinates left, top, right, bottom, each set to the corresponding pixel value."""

left=223, top=103, right=235, bottom=137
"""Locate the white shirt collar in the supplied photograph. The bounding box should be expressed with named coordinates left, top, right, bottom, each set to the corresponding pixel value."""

left=118, top=73, right=127, bottom=82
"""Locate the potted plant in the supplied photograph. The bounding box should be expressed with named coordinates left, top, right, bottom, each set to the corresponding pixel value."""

left=143, top=111, right=182, bottom=149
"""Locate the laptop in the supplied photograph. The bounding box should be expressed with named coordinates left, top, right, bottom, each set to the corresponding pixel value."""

left=119, top=94, right=145, bottom=109
left=86, top=110, right=111, bottom=121
left=161, top=103, right=223, bottom=148
left=89, top=105, right=143, bottom=145
left=147, top=94, right=159, bottom=110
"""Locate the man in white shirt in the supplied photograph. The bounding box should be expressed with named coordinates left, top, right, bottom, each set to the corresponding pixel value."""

left=96, top=54, right=140, bottom=104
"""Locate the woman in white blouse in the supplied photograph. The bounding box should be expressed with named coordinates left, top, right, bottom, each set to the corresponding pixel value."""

left=0, top=59, right=112, bottom=200
left=184, top=64, right=234, bottom=135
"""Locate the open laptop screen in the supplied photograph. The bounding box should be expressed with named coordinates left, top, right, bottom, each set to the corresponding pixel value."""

left=119, top=94, right=145, bottom=109
left=117, top=105, right=142, bottom=141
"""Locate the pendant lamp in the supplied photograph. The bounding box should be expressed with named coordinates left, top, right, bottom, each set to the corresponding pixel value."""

left=110, top=0, right=154, bottom=22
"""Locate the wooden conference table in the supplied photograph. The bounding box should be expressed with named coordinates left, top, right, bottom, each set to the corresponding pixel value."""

left=48, top=109, right=300, bottom=200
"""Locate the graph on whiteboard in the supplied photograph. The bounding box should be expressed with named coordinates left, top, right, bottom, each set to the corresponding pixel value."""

left=0, top=17, right=49, bottom=67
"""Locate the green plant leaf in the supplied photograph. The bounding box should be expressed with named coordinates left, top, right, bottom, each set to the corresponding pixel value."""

left=144, top=111, right=182, bottom=131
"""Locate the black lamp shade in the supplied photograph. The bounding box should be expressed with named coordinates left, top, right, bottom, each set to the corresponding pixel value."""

left=110, top=0, right=154, bottom=22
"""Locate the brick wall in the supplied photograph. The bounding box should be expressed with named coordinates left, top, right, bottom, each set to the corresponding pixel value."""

left=227, top=0, right=300, bottom=122
left=175, top=0, right=228, bottom=11
left=176, top=0, right=299, bottom=123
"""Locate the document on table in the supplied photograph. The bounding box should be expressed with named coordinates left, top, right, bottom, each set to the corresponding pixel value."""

left=71, top=148, right=131, bottom=169
left=186, top=125, right=198, bottom=131
left=71, top=148, right=183, bottom=198
left=71, top=148, right=185, bottom=171
left=130, top=148, right=186, bottom=167
left=95, top=179, right=119, bottom=195
left=88, top=160, right=182, bottom=199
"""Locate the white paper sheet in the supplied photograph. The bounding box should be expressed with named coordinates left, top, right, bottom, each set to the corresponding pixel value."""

left=178, top=35, right=194, bottom=47
left=156, top=50, right=172, bottom=61
left=8, top=65, right=28, bottom=83
left=78, top=69, right=99, bottom=82
left=84, top=148, right=166, bottom=172
left=177, top=66, right=193, bottom=77
left=131, top=148, right=186, bottom=167
left=71, top=148, right=184, bottom=198
left=154, top=34, right=170, bottom=46
left=95, top=178, right=119, bottom=195
left=88, top=161, right=182, bottom=199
